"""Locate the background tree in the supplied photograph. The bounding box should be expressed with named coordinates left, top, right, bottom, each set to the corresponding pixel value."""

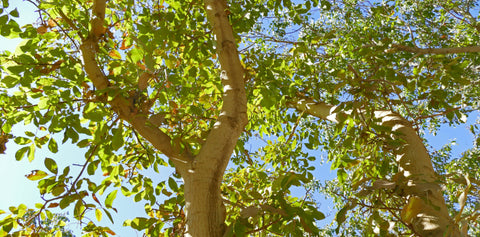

left=0, top=205, right=74, bottom=237
left=1, top=0, right=479, bottom=236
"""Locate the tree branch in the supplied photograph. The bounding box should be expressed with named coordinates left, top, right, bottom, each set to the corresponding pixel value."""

left=415, top=107, right=462, bottom=121
left=180, top=2, right=248, bottom=235
left=194, top=0, right=248, bottom=172
left=392, top=44, right=480, bottom=54
left=287, top=97, right=461, bottom=236
left=286, top=97, right=344, bottom=123
left=26, top=143, right=100, bottom=227
left=79, top=0, right=191, bottom=165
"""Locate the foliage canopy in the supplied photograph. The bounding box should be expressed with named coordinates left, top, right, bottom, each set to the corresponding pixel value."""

left=1, top=0, right=480, bottom=236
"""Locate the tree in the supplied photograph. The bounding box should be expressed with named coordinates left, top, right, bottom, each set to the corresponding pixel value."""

left=0, top=203, right=75, bottom=237
left=0, top=0, right=479, bottom=236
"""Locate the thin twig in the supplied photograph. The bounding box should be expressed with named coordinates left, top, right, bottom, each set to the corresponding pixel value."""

left=286, top=110, right=305, bottom=144
left=392, top=44, right=480, bottom=55
left=26, top=143, right=100, bottom=226
left=415, top=107, right=462, bottom=121
left=26, top=0, right=81, bottom=49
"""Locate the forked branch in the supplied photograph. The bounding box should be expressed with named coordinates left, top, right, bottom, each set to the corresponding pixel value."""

left=79, top=0, right=192, bottom=165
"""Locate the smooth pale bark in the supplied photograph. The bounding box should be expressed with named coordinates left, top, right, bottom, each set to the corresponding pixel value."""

left=180, top=1, right=248, bottom=236
left=80, top=0, right=246, bottom=236
left=288, top=98, right=461, bottom=237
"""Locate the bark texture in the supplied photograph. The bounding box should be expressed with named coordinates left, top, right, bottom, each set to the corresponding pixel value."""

left=288, top=98, right=461, bottom=237
left=180, top=1, right=247, bottom=236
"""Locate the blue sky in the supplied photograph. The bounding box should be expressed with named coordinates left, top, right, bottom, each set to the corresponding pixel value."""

left=0, top=1, right=478, bottom=236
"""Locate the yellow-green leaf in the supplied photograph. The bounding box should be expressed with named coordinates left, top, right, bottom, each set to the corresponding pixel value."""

left=95, top=208, right=102, bottom=221
left=27, top=143, right=35, bottom=162
left=25, top=170, right=48, bottom=181
left=105, top=190, right=118, bottom=208
left=17, top=204, right=27, bottom=217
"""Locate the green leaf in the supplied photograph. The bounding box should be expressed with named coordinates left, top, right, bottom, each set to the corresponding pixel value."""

left=1, top=24, right=11, bottom=37
left=335, top=206, right=348, bottom=233
left=51, top=185, right=65, bottom=196
left=87, top=160, right=100, bottom=175
left=164, top=57, right=176, bottom=69
left=0, top=14, right=7, bottom=25
left=105, top=190, right=118, bottom=208
left=168, top=1, right=181, bottom=9
left=2, top=122, right=12, bottom=134
left=337, top=168, right=347, bottom=183
left=73, top=200, right=85, bottom=219
left=83, top=102, right=104, bottom=121
left=38, top=97, right=49, bottom=110
left=134, top=191, right=144, bottom=202
left=2, top=221, right=13, bottom=233
left=14, top=136, right=31, bottom=145
left=1, top=0, right=9, bottom=8
left=76, top=139, right=90, bottom=148
left=9, top=8, right=18, bottom=17
left=111, top=127, right=124, bottom=151
left=1, top=76, right=19, bottom=88
left=44, top=157, right=58, bottom=174
left=64, top=127, right=79, bottom=143
left=334, top=202, right=357, bottom=233
left=233, top=221, right=246, bottom=236
left=103, top=208, right=114, bottom=224
left=61, top=166, right=70, bottom=177
left=281, top=172, right=302, bottom=188
left=59, top=196, right=73, bottom=209
left=48, top=138, right=58, bottom=153
left=130, top=217, right=155, bottom=231
left=129, top=47, right=143, bottom=63
left=168, top=177, right=178, bottom=192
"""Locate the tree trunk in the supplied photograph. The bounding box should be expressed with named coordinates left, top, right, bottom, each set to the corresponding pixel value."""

left=178, top=1, right=247, bottom=236
left=81, top=0, right=246, bottom=236
left=183, top=171, right=226, bottom=237
left=180, top=109, right=246, bottom=236
left=288, top=98, right=461, bottom=237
